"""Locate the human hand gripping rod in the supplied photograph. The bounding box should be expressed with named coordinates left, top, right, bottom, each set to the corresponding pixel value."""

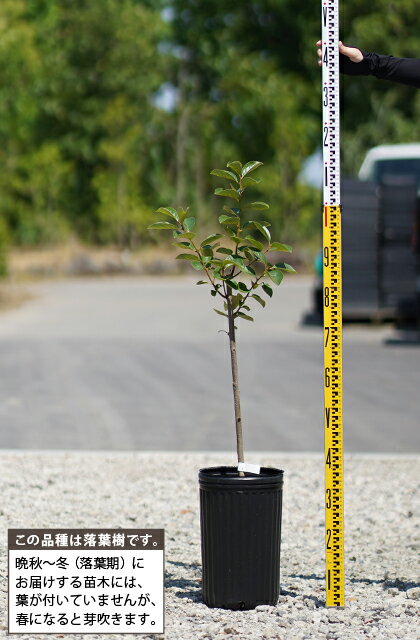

left=321, top=0, right=345, bottom=607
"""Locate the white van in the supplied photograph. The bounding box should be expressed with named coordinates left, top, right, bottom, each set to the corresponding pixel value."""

left=358, top=143, right=420, bottom=184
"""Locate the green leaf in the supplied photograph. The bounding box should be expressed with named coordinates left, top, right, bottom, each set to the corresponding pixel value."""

left=156, top=207, right=179, bottom=222
left=196, top=281, right=208, bottom=285
left=268, top=269, right=284, bottom=285
left=211, top=289, right=217, bottom=296
left=174, top=241, right=194, bottom=250
left=223, top=206, right=240, bottom=216
left=227, top=257, right=253, bottom=275
left=219, top=215, right=239, bottom=225
left=210, top=169, right=239, bottom=183
left=275, top=262, right=296, bottom=273
left=217, top=247, right=233, bottom=255
left=177, top=231, right=196, bottom=240
left=214, top=308, right=229, bottom=318
left=238, top=282, right=248, bottom=292
left=148, top=221, right=178, bottom=230
left=242, top=176, right=261, bottom=187
left=201, top=234, right=223, bottom=246
left=230, top=294, right=244, bottom=310
left=253, top=221, right=271, bottom=243
left=254, top=250, right=268, bottom=265
left=227, top=161, right=243, bottom=176
left=248, top=201, right=270, bottom=211
left=241, top=161, right=263, bottom=177
left=244, top=235, right=263, bottom=251
left=251, top=294, right=266, bottom=308
left=262, top=283, right=273, bottom=297
left=191, top=261, right=204, bottom=271
left=176, top=253, right=201, bottom=262
left=228, top=235, right=243, bottom=244
left=270, top=242, right=292, bottom=253
left=214, top=188, right=240, bottom=201
left=226, top=279, right=239, bottom=290
left=236, top=312, right=254, bottom=322
left=184, top=217, right=196, bottom=232
left=177, top=208, right=189, bottom=223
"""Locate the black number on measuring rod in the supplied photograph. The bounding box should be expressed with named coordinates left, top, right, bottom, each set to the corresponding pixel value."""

left=323, top=47, right=329, bottom=66
left=325, top=489, right=332, bottom=509
left=326, top=448, right=331, bottom=468
left=322, top=6, right=328, bottom=26
left=325, top=407, right=331, bottom=428
left=325, top=326, right=330, bottom=347
left=323, top=86, right=329, bottom=106
left=323, top=126, right=329, bottom=147
left=324, top=246, right=329, bottom=266
left=324, top=286, right=330, bottom=307
left=326, top=528, right=332, bottom=550
left=325, top=367, right=331, bottom=388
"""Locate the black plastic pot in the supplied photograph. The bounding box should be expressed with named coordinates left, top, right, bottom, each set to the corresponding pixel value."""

left=199, top=466, right=283, bottom=610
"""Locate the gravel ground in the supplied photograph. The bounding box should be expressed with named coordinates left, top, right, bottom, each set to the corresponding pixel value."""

left=0, top=451, right=418, bottom=640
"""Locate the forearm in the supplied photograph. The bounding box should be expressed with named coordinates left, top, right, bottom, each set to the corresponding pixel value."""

left=340, top=50, right=420, bottom=89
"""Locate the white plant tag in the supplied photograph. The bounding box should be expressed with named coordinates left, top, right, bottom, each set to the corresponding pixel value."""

left=238, top=462, right=261, bottom=475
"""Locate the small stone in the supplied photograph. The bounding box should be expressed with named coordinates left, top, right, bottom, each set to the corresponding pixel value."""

left=296, top=614, right=309, bottom=622
left=303, top=598, right=316, bottom=609
left=406, top=587, right=420, bottom=600
left=328, top=612, right=344, bottom=623
left=255, top=605, right=273, bottom=612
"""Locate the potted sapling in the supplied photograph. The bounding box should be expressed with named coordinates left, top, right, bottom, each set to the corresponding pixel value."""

left=148, top=161, right=295, bottom=610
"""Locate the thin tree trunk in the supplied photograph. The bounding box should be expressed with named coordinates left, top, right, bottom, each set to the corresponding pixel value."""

left=226, top=286, right=244, bottom=474
left=175, top=66, right=189, bottom=206
left=195, top=131, right=205, bottom=217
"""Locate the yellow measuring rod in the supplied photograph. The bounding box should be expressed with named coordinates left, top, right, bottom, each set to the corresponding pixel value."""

left=321, top=0, right=345, bottom=607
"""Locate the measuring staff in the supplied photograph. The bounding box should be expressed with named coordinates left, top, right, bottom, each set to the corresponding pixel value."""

left=321, top=0, right=344, bottom=608
left=319, top=9, right=420, bottom=606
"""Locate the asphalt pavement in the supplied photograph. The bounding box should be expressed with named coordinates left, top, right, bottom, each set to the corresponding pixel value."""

left=0, top=275, right=418, bottom=452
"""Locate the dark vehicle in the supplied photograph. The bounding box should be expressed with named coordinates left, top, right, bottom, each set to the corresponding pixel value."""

left=313, top=144, right=420, bottom=322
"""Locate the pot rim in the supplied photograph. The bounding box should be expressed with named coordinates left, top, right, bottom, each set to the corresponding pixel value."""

left=199, top=465, right=283, bottom=488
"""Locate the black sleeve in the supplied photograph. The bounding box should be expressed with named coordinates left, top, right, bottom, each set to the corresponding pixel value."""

left=340, top=50, right=420, bottom=89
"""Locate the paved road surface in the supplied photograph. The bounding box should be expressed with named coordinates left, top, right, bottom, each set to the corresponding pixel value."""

left=0, top=276, right=418, bottom=452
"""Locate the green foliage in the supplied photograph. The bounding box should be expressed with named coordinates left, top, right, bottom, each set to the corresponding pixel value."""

left=0, top=0, right=168, bottom=246
left=0, top=218, right=10, bottom=277
left=148, top=162, right=295, bottom=322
